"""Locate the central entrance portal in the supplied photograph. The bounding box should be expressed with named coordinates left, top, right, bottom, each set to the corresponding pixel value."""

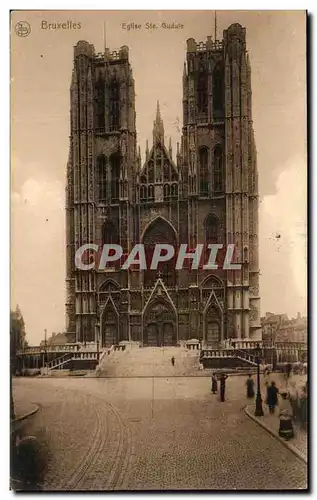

left=143, top=301, right=176, bottom=347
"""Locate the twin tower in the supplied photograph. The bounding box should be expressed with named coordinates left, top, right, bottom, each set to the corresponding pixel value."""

left=65, top=23, right=261, bottom=348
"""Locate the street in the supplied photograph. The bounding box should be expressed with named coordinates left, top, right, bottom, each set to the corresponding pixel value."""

left=12, top=376, right=307, bottom=490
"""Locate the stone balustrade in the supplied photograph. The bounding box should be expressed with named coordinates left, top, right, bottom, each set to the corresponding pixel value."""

left=222, top=339, right=263, bottom=350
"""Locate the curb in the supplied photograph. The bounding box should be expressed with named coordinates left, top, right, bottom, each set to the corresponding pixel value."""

left=11, top=404, right=39, bottom=424
left=244, top=406, right=307, bottom=464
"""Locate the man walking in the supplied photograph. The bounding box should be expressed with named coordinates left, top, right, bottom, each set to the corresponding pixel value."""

left=219, top=373, right=228, bottom=402
left=171, top=356, right=175, bottom=367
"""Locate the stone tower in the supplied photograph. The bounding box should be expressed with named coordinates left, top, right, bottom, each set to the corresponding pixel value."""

left=66, top=24, right=261, bottom=346
left=66, top=41, right=137, bottom=342
left=181, top=23, right=261, bottom=340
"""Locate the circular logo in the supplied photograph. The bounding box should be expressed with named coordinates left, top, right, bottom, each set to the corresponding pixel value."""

left=15, top=21, right=31, bottom=37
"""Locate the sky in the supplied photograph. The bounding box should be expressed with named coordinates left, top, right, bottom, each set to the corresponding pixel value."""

left=11, top=10, right=307, bottom=345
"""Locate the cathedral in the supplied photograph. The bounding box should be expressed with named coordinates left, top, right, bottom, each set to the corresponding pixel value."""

left=65, top=22, right=261, bottom=348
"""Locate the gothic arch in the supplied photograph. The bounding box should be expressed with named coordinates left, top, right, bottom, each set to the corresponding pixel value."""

left=141, top=217, right=177, bottom=287
left=142, top=299, right=177, bottom=346
left=99, top=279, right=120, bottom=293
left=141, top=216, right=178, bottom=244
left=100, top=296, right=119, bottom=347
left=204, top=302, right=223, bottom=347
left=201, top=274, right=224, bottom=289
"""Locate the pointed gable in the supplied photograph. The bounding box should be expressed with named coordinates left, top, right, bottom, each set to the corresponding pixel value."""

left=138, top=102, right=179, bottom=203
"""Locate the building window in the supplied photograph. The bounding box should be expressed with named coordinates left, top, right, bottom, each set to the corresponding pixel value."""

left=205, top=214, right=219, bottom=244
left=171, top=183, right=178, bottom=200
left=102, top=220, right=119, bottom=246
left=213, top=63, right=224, bottom=118
left=197, top=66, right=208, bottom=114
left=109, top=77, right=120, bottom=131
left=148, top=185, right=154, bottom=202
left=140, top=185, right=147, bottom=201
left=199, top=147, right=209, bottom=197
left=214, top=145, right=223, bottom=193
left=164, top=184, right=171, bottom=201
left=97, top=155, right=107, bottom=202
left=110, top=154, right=120, bottom=202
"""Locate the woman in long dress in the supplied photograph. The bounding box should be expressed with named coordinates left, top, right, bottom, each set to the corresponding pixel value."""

left=278, top=391, right=294, bottom=440
left=246, top=374, right=255, bottom=398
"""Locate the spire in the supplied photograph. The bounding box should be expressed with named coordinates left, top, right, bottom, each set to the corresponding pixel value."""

left=146, top=139, right=149, bottom=160
left=103, top=22, right=107, bottom=52
left=169, top=137, right=172, bottom=157
left=153, top=100, right=164, bottom=144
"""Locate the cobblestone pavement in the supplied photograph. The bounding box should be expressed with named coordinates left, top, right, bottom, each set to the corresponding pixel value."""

left=12, top=375, right=307, bottom=491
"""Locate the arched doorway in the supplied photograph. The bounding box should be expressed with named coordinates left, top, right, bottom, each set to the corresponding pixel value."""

left=142, top=217, right=177, bottom=287
left=205, top=305, right=222, bottom=348
left=101, top=302, right=119, bottom=347
left=143, top=301, right=177, bottom=346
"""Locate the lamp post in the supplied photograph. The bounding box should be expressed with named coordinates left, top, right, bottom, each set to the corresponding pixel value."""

left=254, top=342, right=264, bottom=417
left=95, top=322, right=100, bottom=363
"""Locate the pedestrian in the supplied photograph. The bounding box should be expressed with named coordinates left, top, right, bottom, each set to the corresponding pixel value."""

left=171, top=356, right=175, bottom=367
left=285, top=362, right=292, bottom=385
left=289, top=381, right=299, bottom=422
left=299, top=385, right=307, bottom=431
left=266, top=381, right=279, bottom=414
left=278, top=391, right=294, bottom=440
left=246, top=374, right=255, bottom=398
left=211, top=373, right=218, bottom=394
left=219, top=373, right=228, bottom=402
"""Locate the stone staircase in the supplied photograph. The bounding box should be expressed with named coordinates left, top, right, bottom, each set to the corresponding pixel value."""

left=200, top=348, right=258, bottom=369
left=96, top=345, right=201, bottom=377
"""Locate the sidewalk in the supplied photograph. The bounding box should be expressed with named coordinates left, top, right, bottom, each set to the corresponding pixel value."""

left=245, top=403, right=307, bottom=463
left=12, top=396, right=39, bottom=423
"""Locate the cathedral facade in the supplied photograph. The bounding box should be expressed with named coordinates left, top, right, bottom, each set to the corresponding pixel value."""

left=65, top=23, right=261, bottom=348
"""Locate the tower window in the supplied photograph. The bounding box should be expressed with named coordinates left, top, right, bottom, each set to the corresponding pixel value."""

left=197, top=66, right=208, bottom=114
left=213, top=63, right=224, bottom=118
left=109, top=77, right=120, bottom=131
left=95, top=72, right=105, bottom=129
left=199, top=147, right=209, bottom=197
left=205, top=215, right=219, bottom=244
left=214, top=145, right=224, bottom=193
left=97, top=155, right=107, bottom=202
left=110, top=154, right=120, bottom=202
left=148, top=185, right=154, bottom=202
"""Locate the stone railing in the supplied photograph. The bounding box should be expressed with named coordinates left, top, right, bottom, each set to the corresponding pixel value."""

left=222, top=339, right=263, bottom=350
left=200, top=348, right=258, bottom=366
left=201, top=349, right=235, bottom=358
left=17, top=343, right=99, bottom=355
left=234, top=349, right=257, bottom=365
left=275, top=342, right=307, bottom=350
left=45, top=353, right=72, bottom=370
